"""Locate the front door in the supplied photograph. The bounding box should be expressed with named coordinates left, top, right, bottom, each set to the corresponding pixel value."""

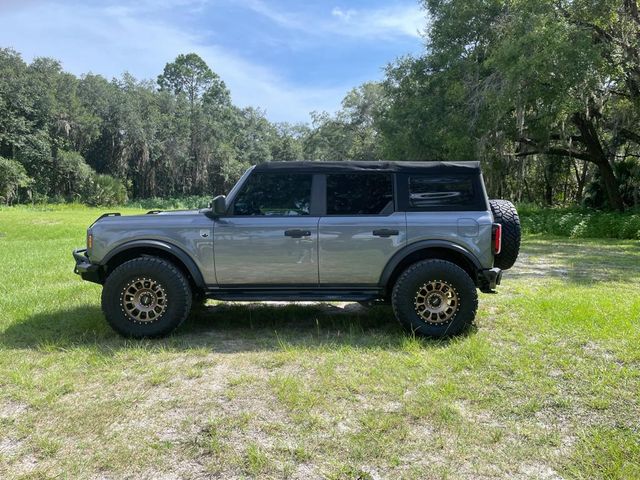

left=214, top=172, right=319, bottom=285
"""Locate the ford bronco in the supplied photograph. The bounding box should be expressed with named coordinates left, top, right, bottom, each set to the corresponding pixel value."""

left=73, top=161, right=520, bottom=338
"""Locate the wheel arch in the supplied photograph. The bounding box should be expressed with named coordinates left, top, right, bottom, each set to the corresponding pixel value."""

left=380, top=241, right=481, bottom=295
left=99, top=240, right=206, bottom=292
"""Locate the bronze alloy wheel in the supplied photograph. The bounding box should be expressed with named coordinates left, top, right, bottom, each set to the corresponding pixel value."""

left=392, top=259, right=477, bottom=337
left=413, top=280, right=459, bottom=324
left=103, top=257, right=192, bottom=338
left=120, top=277, right=168, bottom=324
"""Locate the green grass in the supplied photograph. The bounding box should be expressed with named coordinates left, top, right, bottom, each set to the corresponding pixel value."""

left=0, top=205, right=639, bottom=479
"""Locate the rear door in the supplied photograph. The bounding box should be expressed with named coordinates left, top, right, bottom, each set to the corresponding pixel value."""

left=214, top=172, right=319, bottom=285
left=318, top=172, right=406, bottom=285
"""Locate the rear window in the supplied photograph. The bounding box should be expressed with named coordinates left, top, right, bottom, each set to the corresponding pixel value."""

left=409, top=175, right=478, bottom=210
left=327, top=173, right=393, bottom=215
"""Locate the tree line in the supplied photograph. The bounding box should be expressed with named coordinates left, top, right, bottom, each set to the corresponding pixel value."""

left=1, top=0, right=639, bottom=210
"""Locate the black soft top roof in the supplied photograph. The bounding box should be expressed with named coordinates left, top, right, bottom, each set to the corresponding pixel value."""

left=253, top=161, right=481, bottom=174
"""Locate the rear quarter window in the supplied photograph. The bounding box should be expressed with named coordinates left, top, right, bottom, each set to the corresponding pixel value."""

left=406, top=175, right=485, bottom=211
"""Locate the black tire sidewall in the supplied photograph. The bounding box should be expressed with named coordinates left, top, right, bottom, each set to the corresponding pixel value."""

left=101, top=257, right=192, bottom=338
left=392, top=260, right=478, bottom=337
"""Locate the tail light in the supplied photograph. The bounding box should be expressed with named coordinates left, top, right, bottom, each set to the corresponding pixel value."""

left=492, top=223, right=502, bottom=255
left=87, top=232, right=93, bottom=250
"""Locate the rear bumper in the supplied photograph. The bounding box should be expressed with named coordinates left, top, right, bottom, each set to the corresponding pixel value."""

left=478, top=267, right=502, bottom=293
left=73, top=248, right=102, bottom=284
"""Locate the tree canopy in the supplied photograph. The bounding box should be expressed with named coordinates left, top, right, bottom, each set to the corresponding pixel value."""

left=1, top=1, right=639, bottom=210
left=0, top=50, right=300, bottom=204
left=379, top=0, right=640, bottom=210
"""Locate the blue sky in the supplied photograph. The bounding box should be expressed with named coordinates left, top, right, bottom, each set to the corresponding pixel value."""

left=0, top=0, right=426, bottom=123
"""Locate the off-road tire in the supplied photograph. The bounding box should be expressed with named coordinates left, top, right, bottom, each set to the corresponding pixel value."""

left=392, top=259, right=478, bottom=338
left=101, top=257, right=192, bottom=338
left=489, top=199, right=521, bottom=270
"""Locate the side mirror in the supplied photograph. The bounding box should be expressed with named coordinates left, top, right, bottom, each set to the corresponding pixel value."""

left=212, top=195, right=227, bottom=216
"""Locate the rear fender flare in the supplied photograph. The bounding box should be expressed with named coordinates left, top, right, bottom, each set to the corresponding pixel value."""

left=379, top=240, right=482, bottom=287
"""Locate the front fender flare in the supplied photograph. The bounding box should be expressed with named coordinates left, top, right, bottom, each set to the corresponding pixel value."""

left=99, top=240, right=206, bottom=289
left=379, top=240, right=482, bottom=287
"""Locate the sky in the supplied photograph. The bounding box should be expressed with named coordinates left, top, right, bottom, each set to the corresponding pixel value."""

left=0, top=0, right=426, bottom=123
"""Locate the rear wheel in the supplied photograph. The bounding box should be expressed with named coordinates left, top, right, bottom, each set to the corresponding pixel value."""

left=101, top=257, right=192, bottom=338
left=392, top=259, right=477, bottom=337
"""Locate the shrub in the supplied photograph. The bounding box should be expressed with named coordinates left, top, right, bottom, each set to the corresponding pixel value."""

left=55, top=150, right=94, bottom=200
left=519, top=206, right=640, bottom=239
left=83, top=174, right=128, bottom=206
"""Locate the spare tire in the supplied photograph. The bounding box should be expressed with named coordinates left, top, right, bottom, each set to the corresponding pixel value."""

left=489, top=199, right=521, bottom=270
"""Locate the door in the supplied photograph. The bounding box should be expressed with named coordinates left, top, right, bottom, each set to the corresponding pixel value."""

left=214, top=172, right=319, bottom=285
left=319, top=172, right=406, bottom=285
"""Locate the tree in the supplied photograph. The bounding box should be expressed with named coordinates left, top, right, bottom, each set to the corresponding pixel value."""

left=0, top=156, right=32, bottom=204
left=302, top=83, right=385, bottom=162
left=157, top=53, right=225, bottom=107
left=338, top=82, right=385, bottom=161
left=16, top=130, right=53, bottom=196
left=0, top=49, right=33, bottom=159
left=158, top=53, right=232, bottom=195
left=270, top=123, right=305, bottom=162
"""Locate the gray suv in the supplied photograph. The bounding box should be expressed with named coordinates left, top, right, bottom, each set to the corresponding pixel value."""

left=73, top=161, right=520, bottom=338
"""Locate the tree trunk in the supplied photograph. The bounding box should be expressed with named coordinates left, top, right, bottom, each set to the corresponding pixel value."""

left=571, top=113, right=625, bottom=211
left=597, top=159, right=624, bottom=211
left=543, top=168, right=553, bottom=206
left=573, top=160, right=588, bottom=204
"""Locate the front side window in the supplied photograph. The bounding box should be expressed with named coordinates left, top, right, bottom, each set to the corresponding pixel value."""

left=327, top=173, right=393, bottom=215
left=233, top=173, right=312, bottom=216
left=409, top=175, right=476, bottom=209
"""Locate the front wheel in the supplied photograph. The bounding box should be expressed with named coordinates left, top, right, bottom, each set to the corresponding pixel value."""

left=101, top=257, right=192, bottom=338
left=392, top=260, right=478, bottom=338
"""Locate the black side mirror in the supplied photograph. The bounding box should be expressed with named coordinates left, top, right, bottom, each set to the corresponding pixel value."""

left=212, top=195, right=227, bottom=216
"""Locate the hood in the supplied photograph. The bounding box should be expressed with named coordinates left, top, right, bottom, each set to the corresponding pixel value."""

left=155, top=209, right=202, bottom=216
left=90, top=209, right=206, bottom=227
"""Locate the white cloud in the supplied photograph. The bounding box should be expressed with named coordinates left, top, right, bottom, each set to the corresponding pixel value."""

left=0, top=1, right=348, bottom=123
left=243, top=0, right=304, bottom=30
left=329, top=4, right=425, bottom=39
left=331, top=7, right=356, bottom=22
left=243, top=1, right=425, bottom=40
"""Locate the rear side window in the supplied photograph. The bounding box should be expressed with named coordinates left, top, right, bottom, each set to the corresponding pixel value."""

left=409, top=175, right=478, bottom=210
left=233, top=173, right=312, bottom=216
left=326, top=173, right=393, bottom=215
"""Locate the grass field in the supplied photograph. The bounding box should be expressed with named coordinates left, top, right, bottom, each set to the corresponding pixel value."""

left=0, top=205, right=639, bottom=479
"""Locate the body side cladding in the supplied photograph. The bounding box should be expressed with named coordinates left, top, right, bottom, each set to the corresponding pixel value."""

left=99, top=240, right=207, bottom=290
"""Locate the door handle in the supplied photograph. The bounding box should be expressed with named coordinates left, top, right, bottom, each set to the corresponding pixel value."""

left=284, top=229, right=311, bottom=238
left=373, top=229, right=399, bottom=238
